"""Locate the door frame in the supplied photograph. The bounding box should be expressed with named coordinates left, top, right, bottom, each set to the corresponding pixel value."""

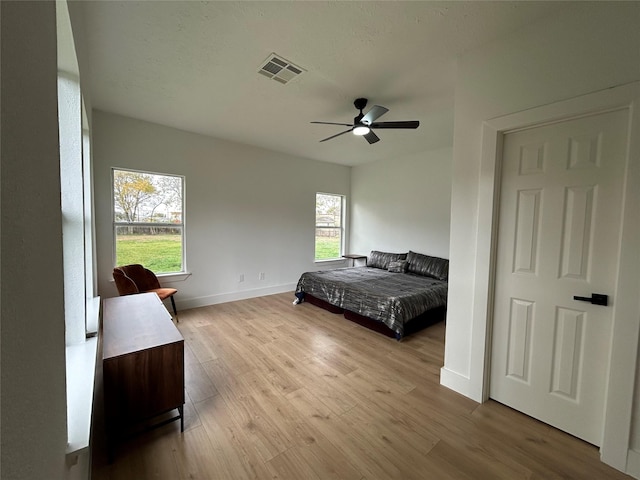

left=470, top=82, right=640, bottom=471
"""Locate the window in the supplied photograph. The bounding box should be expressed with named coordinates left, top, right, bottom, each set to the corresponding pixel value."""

left=315, top=193, right=344, bottom=261
left=59, top=71, right=92, bottom=343
left=113, top=169, right=185, bottom=273
left=58, top=0, right=101, bottom=462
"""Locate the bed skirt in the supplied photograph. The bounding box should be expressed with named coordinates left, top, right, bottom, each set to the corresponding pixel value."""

left=305, top=293, right=445, bottom=339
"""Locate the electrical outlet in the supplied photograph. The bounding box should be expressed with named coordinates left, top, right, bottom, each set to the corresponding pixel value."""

left=239, top=274, right=244, bottom=282
left=259, top=272, right=265, bottom=280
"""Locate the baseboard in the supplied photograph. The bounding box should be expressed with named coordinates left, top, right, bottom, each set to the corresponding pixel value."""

left=177, top=283, right=297, bottom=310
left=627, top=449, right=640, bottom=479
left=440, top=367, right=474, bottom=400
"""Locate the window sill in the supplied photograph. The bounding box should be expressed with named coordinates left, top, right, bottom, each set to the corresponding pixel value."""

left=109, top=271, right=191, bottom=285
left=157, top=271, right=191, bottom=283
left=314, top=258, right=348, bottom=265
left=66, top=296, right=100, bottom=466
left=65, top=336, right=98, bottom=463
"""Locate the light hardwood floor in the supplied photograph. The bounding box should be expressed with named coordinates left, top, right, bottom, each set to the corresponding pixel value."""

left=92, top=292, right=631, bottom=479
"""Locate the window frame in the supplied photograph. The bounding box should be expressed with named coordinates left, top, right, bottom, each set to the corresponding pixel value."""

left=112, top=167, right=186, bottom=274
left=314, top=192, right=346, bottom=262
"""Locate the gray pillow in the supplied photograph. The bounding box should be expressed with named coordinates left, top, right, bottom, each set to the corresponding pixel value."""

left=406, top=251, right=449, bottom=281
left=367, top=250, right=408, bottom=270
left=388, top=260, right=408, bottom=273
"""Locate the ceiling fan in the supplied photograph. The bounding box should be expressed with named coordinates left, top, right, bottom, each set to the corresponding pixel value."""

left=311, top=98, right=419, bottom=144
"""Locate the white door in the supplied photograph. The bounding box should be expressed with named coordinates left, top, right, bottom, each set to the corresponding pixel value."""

left=490, top=108, right=629, bottom=446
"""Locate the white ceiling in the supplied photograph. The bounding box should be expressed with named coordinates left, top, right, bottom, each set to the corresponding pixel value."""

left=79, top=1, right=566, bottom=166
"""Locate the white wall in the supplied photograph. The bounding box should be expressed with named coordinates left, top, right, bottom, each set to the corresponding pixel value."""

left=1, top=2, right=68, bottom=478
left=441, top=2, right=640, bottom=474
left=350, top=147, right=452, bottom=259
left=444, top=0, right=639, bottom=398
left=93, top=111, right=351, bottom=307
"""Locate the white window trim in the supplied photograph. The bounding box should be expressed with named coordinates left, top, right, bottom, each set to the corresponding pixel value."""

left=314, top=192, right=346, bottom=262
left=112, top=168, right=186, bottom=274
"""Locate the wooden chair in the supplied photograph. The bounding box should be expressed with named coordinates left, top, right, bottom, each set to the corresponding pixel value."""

left=113, top=264, right=178, bottom=319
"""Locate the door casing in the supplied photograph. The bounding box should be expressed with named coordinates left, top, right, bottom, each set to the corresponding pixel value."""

left=470, top=82, right=640, bottom=471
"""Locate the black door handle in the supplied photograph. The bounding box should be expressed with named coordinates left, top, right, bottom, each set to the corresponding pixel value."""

left=573, top=293, right=608, bottom=306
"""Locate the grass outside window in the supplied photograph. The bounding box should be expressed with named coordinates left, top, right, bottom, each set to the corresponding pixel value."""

left=116, top=234, right=182, bottom=273
left=315, top=237, right=341, bottom=260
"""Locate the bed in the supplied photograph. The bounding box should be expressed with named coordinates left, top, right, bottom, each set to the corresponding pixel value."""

left=294, top=250, right=448, bottom=339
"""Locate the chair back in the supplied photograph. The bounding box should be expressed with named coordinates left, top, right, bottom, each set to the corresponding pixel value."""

left=113, top=264, right=161, bottom=296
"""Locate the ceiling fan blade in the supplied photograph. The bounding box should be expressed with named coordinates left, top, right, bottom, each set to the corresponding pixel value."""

left=319, top=128, right=353, bottom=142
left=370, top=120, right=419, bottom=129
left=311, top=121, right=355, bottom=127
left=363, top=130, right=380, bottom=144
left=361, top=105, right=389, bottom=125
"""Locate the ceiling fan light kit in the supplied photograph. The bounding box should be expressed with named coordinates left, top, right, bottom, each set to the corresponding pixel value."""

left=352, top=125, right=370, bottom=136
left=311, top=98, right=419, bottom=144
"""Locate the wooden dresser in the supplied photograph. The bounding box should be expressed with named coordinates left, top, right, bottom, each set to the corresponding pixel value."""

left=102, top=292, right=184, bottom=456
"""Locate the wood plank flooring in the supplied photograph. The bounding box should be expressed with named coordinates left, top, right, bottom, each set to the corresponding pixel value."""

left=92, top=292, right=631, bottom=479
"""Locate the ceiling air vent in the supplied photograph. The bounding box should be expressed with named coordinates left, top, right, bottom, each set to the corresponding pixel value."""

left=258, top=53, right=305, bottom=85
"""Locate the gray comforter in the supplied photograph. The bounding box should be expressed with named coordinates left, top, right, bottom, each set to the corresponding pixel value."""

left=295, top=267, right=447, bottom=337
